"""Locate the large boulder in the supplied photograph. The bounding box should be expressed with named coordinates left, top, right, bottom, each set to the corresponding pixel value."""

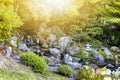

left=66, top=46, right=80, bottom=55
left=58, top=36, right=72, bottom=51
left=49, top=48, right=61, bottom=59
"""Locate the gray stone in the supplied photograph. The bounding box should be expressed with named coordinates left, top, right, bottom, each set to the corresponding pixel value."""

left=44, top=56, right=60, bottom=66
left=107, top=64, right=115, bottom=70
left=11, top=36, right=17, bottom=47
left=72, top=57, right=81, bottom=62
left=68, top=62, right=82, bottom=70
left=12, top=56, right=20, bottom=62
left=58, top=36, right=72, bottom=50
left=47, top=66, right=58, bottom=72
left=66, top=46, right=80, bottom=55
left=64, top=54, right=82, bottom=69
left=50, top=56, right=60, bottom=64
left=64, top=54, right=72, bottom=64
left=111, top=46, right=120, bottom=52
left=93, top=50, right=99, bottom=59
left=104, top=48, right=113, bottom=58
left=96, top=55, right=105, bottom=64
left=44, top=56, right=55, bottom=66
left=6, top=47, right=12, bottom=57
left=18, top=43, right=28, bottom=51
left=50, top=48, right=61, bottom=58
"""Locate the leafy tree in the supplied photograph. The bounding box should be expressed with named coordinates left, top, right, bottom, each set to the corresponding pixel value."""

left=0, top=0, right=22, bottom=41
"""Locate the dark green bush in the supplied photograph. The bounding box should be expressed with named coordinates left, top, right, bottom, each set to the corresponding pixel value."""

left=20, top=52, right=47, bottom=73
left=57, top=65, right=74, bottom=77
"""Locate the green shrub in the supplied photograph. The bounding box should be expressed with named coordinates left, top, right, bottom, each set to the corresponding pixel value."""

left=20, top=52, right=47, bottom=73
left=76, top=68, right=104, bottom=80
left=57, top=65, right=74, bottom=77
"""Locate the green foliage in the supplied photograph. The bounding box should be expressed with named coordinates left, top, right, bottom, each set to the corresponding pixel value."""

left=0, top=1, right=22, bottom=41
left=74, top=50, right=94, bottom=63
left=57, top=65, right=74, bottom=77
left=98, top=0, right=120, bottom=45
left=20, top=52, right=47, bottom=73
left=98, top=49, right=107, bottom=58
left=76, top=68, right=104, bottom=80
left=70, top=25, right=103, bottom=43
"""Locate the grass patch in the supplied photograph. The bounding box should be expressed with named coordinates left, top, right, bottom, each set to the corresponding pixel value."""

left=0, top=68, right=35, bottom=80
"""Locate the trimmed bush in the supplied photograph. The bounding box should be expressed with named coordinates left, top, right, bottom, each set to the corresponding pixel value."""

left=58, top=65, right=74, bottom=77
left=20, top=52, right=47, bottom=73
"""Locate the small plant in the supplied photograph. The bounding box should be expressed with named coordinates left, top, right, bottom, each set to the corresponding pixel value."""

left=76, top=68, right=104, bottom=80
left=20, top=52, right=47, bottom=73
left=74, top=51, right=94, bottom=63
left=99, top=49, right=107, bottom=58
left=57, top=65, right=74, bottom=77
